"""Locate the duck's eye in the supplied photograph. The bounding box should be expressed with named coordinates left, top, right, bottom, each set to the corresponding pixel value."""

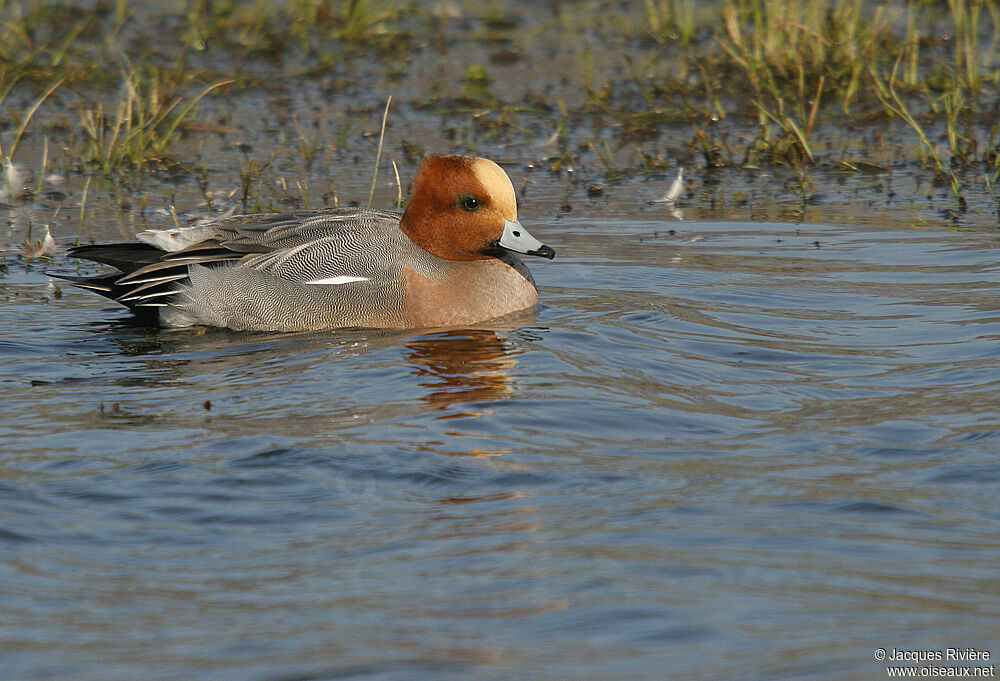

left=460, top=195, right=479, bottom=212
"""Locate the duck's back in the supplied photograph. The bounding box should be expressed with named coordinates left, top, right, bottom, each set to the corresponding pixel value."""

left=163, top=208, right=427, bottom=331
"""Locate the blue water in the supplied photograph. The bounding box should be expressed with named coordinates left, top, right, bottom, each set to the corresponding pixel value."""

left=2, top=217, right=999, bottom=680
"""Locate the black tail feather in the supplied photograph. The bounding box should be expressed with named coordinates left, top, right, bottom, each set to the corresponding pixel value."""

left=49, top=272, right=119, bottom=297
left=59, top=243, right=178, bottom=325
left=48, top=271, right=162, bottom=325
left=67, top=243, right=165, bottom=273
left=61, top=240, right=242, bottom=325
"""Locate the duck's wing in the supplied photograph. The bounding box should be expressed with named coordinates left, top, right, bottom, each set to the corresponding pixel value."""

left=161, top=219, right=416, bottom=329
left=136, top=207, right=403, bottom=254
left=236, top=219, right=409, bottom=284
left=63, top=208, right=408, bottom=312
left=137, top=208, right=407, bottom=286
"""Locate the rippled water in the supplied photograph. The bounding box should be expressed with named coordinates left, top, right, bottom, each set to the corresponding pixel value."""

left=3, top=215, right=999, bottom=680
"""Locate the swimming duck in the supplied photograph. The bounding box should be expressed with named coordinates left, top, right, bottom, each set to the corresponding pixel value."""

left=61, top=155, right=554, bottom=331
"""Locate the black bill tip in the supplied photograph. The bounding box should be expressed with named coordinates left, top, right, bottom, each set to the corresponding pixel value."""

left=527, top=244, right=556, bottom=260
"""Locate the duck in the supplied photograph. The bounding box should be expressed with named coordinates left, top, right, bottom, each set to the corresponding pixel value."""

left=60, top=155, right=555, bottom=331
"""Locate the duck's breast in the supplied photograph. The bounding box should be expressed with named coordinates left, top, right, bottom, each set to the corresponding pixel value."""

left=401, top=253, right=539, bottom=328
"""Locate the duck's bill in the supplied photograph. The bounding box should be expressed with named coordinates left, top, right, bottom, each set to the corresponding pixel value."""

left=499, top=219, right=556, bottom=259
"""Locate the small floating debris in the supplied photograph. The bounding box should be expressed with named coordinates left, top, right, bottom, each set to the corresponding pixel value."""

left=1, top=160, right=67, bottom=202
left=652, top=167, right=684, bottom=205
left=1, top=159, right=25, bottom=201
left=432, top=0, right=462, bottom=20
left=20, top=225, right=57, bottom=260
left=537, top=127, right=560, bottom=150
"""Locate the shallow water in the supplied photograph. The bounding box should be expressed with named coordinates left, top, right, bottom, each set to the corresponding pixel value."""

left=3, top=209, right=999, bottom=680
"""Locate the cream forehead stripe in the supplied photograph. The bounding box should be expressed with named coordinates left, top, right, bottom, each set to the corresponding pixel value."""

left=470, top=158, right=518, bottom=219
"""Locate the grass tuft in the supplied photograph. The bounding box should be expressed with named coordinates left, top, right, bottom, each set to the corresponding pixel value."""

left=77, top=67, right=232, bottom=174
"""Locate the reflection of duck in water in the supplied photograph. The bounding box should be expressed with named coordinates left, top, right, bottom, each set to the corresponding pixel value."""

left=71, top=325, right=530, bottom=438
left=404, top=329, right=522, bottom=415
left=60, top=155, right=554, bottom=332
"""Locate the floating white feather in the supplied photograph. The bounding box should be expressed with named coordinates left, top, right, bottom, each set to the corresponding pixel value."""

left=653, top=168, right=684, bottom=204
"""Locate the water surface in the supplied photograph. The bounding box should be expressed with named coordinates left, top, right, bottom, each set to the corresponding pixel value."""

left=3, top=212, right=999, bottom=680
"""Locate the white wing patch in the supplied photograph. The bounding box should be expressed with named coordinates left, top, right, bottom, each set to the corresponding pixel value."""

left=305, top=275, right=370, bottom=285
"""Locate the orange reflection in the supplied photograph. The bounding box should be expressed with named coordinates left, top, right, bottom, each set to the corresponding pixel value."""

left=403, top=329, right=520, bottom=416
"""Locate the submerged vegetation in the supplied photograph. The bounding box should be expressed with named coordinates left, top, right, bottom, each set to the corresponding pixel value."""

left=1, top=0, right=999, bottom=231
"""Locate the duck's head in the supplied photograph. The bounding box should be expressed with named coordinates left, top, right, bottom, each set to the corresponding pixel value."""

left=400, top=155, right=555, bottom=262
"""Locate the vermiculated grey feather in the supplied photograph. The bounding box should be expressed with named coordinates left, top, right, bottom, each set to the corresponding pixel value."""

left=59, top=208, right=452, bottom=331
